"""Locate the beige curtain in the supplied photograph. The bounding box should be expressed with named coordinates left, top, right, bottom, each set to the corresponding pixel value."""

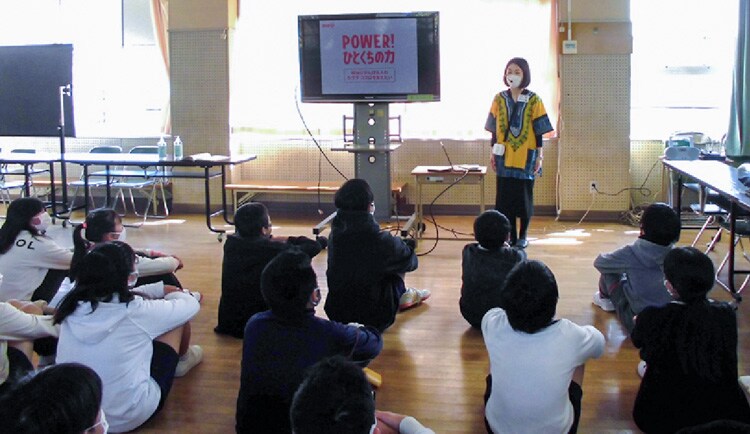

left=546, top=0, right=561, bottom=137
left=151, top=0, right=171, bottom=134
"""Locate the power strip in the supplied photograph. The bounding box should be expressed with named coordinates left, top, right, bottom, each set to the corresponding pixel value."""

left=425, top=176, right=444, bottom=182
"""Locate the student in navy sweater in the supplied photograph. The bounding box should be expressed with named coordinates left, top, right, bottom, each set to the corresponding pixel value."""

left=460, top=210, right=526, bottom=328
left=236, top=248, right=382, bottom=434
left=215, top=202, right=325, bottom=338
left=632, top=247, right=750, bottom=432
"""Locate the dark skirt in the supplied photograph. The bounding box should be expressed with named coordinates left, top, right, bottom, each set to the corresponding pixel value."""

left=495, top=176, right=534, bottom=219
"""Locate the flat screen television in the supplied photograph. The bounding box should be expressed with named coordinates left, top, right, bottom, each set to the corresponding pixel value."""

left=298, top=11, right=440, bottom=103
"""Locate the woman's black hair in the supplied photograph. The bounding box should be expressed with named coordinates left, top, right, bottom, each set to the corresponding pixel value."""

left=504, top=57, right=531, bottom=89
left=0, top=197, right=45, bottom=253
left=0, top=363, right=102, bottom=434
left=499, top=260, right=558, bottom=333
left=70, top=208, right=121, bottom=281
left=660, top=246, right=726, bottom=381
left=55, top=241, right=136, bottom=324
left=260, top=248, right=317, bottom=319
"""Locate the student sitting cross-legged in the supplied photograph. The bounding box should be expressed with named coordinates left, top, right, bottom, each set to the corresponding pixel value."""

left=460, top=210, right=526, bottom=328
left=592, top=202, right=681, bottom=334
left=215, top=202, right=325, bottom=338
left=632, top=247, right=750, bottom=433
left=54, top=241, right=202, bottom=433
left=483, top=260, right=605, bottom=434
left=236, top=248, right=383, bottom=434
left=325, top=178, right=429, bottom=332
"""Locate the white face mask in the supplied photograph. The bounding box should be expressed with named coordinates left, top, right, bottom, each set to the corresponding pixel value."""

left=506, top=74, right=522, bottom=89
left=86, top=408, right=109, bottom=433
left=32, top=211, right=51, bottom=233
left=127, top=270, right=139, bottom=289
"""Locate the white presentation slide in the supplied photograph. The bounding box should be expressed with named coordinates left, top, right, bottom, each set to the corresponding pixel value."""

left=319, top=18, right=418, bottom=95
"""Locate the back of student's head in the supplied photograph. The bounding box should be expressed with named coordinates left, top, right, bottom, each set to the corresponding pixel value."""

left=640, top=202, right=681, bottom=246
left=0, top=363, right=102, bottom=434
left=499, top=260, right=559, bottom=333
left=71, top=208, right=122, bottom=281
left=290, top=356, right=375, bottom=434
left=334, top=179, right=373, bottom=212
left=234, top=202, right=270, bottom=238
left=260, top=248, right=317, bottom=319
left=0, top=197, right=45, bottom=253
left=664, top=246, right=714, bottom=303
left=55, top=241, right=136, bottom=324
left=474, top=210, right=510, bottom=250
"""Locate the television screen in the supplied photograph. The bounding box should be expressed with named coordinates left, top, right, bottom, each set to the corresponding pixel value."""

left=298, top=11, right=440, bottom=103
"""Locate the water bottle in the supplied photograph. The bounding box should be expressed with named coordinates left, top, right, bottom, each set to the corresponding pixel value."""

left=173, top=136, right=183, bottom=161
left=157, top=136, right=167, bottom=161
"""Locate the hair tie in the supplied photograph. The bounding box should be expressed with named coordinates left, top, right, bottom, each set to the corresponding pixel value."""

left=82, top=222, right=87, bottom=229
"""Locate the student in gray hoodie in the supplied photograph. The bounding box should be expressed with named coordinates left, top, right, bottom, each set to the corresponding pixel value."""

left=592, top=202, right=681, bottom=334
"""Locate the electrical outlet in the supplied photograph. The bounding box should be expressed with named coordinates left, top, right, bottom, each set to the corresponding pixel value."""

left=589, top=181, right=598, bottom=194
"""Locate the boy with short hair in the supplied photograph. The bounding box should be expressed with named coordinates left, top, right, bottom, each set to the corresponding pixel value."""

left=325, top=179, right=429, bottom=332
left=291, top=356, right=434, bottom=434
left=483, top=260, right=605, bottom=433
left=236, top=249, right=382, bottom=433
left=592, top=202, right=681, bottom=334
left=215, top=202, right=326, bottom=338
left=460, top=210, right=526, bottom=328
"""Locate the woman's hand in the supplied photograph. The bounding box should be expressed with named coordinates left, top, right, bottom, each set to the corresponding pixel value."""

left=534, top=158, right=542, bottom=175
left=490, top=153, right=496, bottom=171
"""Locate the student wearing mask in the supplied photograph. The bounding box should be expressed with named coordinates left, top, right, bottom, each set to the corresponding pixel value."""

left=0, top=197, right=72, bottom=303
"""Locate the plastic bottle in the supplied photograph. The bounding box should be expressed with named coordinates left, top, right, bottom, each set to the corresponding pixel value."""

left=173, top=136, right=183, bottom=161
left=157, top=135, right=167, bottom=161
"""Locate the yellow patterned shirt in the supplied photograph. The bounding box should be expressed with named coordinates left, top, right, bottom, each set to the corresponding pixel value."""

left=484, top=89, right=553, bottom=179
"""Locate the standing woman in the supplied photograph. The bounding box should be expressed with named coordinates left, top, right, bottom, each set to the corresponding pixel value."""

left=485, top=57, right=554, bottom=248
left=0, top=197, right=72, bottom=302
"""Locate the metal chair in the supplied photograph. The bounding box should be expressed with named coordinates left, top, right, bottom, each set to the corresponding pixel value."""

left=68, top=146, right=123, bottom=209
left=0, top=149, right=51, bottom=198
left=110, top=146, right=169, bottom=222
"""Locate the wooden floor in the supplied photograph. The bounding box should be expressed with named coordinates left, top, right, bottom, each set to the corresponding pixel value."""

left=47, top=213, right=750, bottom=433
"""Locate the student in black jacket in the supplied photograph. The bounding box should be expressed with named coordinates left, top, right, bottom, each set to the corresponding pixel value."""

left=215, top=202, right=325, bottom=338
left=324, top=179, right=429, bottom=332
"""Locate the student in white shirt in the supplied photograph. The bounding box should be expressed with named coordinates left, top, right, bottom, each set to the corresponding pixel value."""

left=0, top=294, right=59, bottom=397
left=71, top=208, right=183, bottom=288
left=55, top=241, right=202, bottom=433
left=0, top=197, right=72, bottom=303
left=482, top=260, right=605, bottom=434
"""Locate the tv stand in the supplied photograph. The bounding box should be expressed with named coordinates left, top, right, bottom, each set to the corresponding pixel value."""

left=335, top=102, right=400, bottom=222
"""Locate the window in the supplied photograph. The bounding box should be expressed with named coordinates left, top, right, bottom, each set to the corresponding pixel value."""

left=231, top=0, right=554, bottom=140
left=631, top=0, right=738, bottom=141
left=0, top=0, right=168, bottom=137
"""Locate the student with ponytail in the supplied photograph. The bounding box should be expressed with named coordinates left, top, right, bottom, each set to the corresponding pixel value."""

left=70, top=208, right=183, bottom=288
left=55, top=241, right=202, bottom=433
left=632, top=247, right=750, bottom=432
left=0, top=197, right=72, bottom=303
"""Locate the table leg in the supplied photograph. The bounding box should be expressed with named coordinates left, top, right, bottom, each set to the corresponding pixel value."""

left=729, top=202, right=738, bottom=298
left=221, top=165, right=234, bottom=225
left=203, top=166, right=226, bottom=236
left=83, top=165, right=90, bottom=216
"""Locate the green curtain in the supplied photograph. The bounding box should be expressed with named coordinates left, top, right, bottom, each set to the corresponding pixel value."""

left=727, top=0, right=750, bottom=157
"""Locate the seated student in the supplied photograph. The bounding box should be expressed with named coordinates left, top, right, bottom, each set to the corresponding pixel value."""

left=460, top=210, right=526, bottom=328
left=0, top=294, right=59, bottom=398
left=632, top=247, right=750, bottom=433
left=215, top=202, right=325, bottom=338
left=236, top=248, right=382, bottom=434
left=483, top=260, right=605, bottom=434
left=325, top=179, right=429, bottom=332
left=291, top=356, right=435, bottom=434
left=0, top=363, right=106, bottom=434
left=592, top=202, right=681, bottom=334
left=71, top=208, right=184, bottom=288
left=0, top=197, right=72, bottom=303
left=54, top=241, right=202, bottom=433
